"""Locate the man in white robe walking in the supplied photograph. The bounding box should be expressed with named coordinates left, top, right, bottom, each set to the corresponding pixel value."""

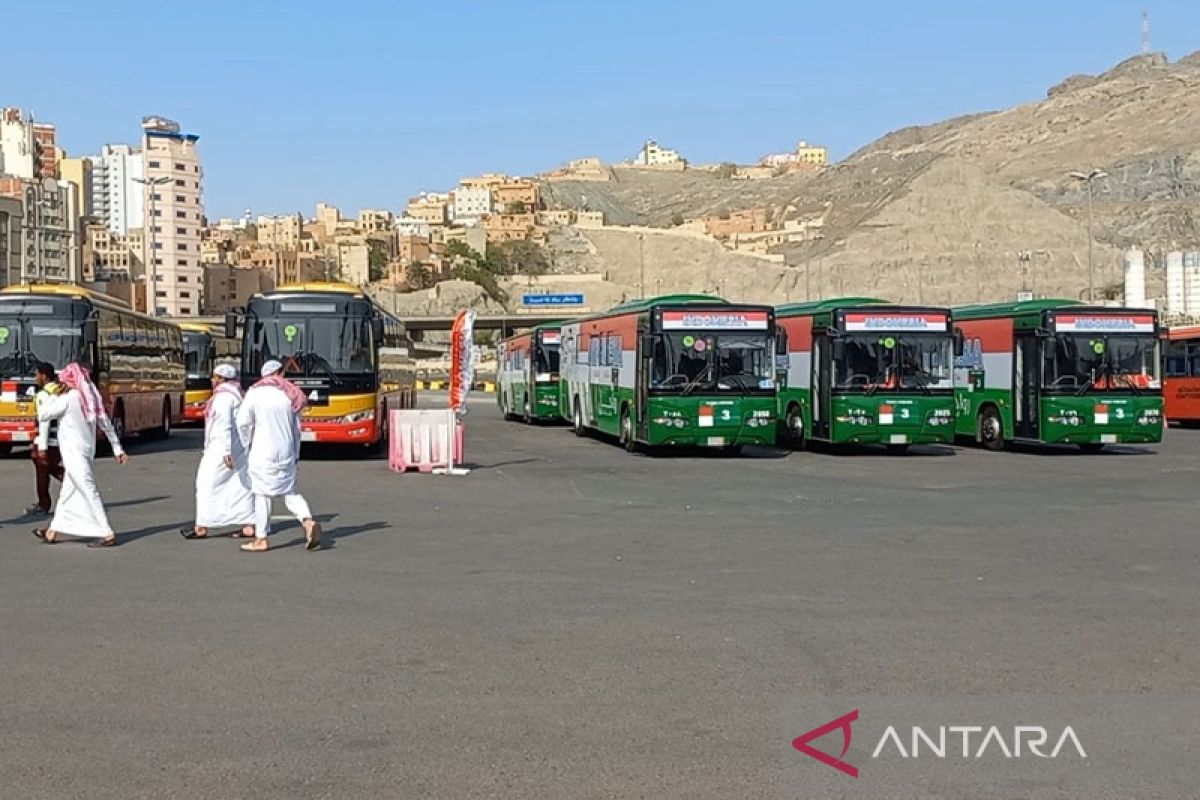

left=235, top=359, right=321, bottom=552
left=181, top=363, right=255, bottom=540
left=32, top=363, right=128, bottom=548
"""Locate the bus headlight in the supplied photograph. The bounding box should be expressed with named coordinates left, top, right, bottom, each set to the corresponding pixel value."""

left=339, top=409, right=375, bottom=424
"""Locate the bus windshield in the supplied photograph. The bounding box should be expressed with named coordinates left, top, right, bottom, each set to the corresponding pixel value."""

left=0, top=302, right=88, bottom=377
left=534, top=343, right=560, bottom=377
left=834, top=333, right=953, bottom=391
left=1043, top=334, right=1160, bottom=392
left=245, top=313, right=374, bottom=378
left=183, top=332, right=214, bottom=379
left=651, top=331, right=773, bottom=392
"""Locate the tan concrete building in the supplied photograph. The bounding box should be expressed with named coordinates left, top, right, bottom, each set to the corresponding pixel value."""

left=460, top=173, right=509, bottom=190
left=632, top=139, right=684, bottom=168
left=406, top=195, right=449, bottom=226
left=142, top=116, right=203, bottom=316
left=256, top=213, right=302, bottom=247
left=203, top=264, right=275, bottom=314
left=796, top=140, right=828, bottom=166
left=86, top=223, right=143, bottom=281
left=492, top=179, right=539, bottom=213
left=703, top=208, right=773, bottom=239
left=315, top=202, right=341, bottom=237
left=484, top=212, right=538, bottom=243
left=242, top=245, right=300, bottom=288
left=575, top=210, right=605, bottom=228
left=58, top=156, right=93, bottom=224
left=398, top=234, right=432, bottom=266
left=328, top=236, right=370, bottom=286
left=546, top=157, right=610, bottom=182
left=358, top=208, right=393, bottom=233
left=536, top=209, right=575, bottom=226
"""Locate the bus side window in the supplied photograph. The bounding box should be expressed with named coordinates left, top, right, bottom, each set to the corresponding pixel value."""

left=1186, top=341, right=1200, bottom=377
left=1165, top=340, right=1187, bottom=377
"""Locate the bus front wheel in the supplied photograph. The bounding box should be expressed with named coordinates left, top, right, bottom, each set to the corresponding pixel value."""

left=978, top=407, right=1004, bottom=451
left=619, top=407, right=637, bottom=453
left=784, top=404, right=805, bottom=450
left=523, top=396, right=533, bottom=425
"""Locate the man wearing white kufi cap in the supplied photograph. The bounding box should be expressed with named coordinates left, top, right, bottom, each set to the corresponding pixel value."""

left=182, top=363, right=255, bottom=540
left=234, top=359, right=322, bottom=552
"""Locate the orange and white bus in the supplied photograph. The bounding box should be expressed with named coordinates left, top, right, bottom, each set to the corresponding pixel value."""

left=0, top=284, right=185, bottom=452
left=1162, top=325, right=1200, bottom=425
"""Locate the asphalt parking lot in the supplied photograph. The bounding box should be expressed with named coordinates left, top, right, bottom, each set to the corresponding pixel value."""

left=1, top=392, right=1197, bottom=798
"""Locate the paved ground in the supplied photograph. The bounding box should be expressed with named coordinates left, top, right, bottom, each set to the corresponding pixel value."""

left=0, top=393, right=1196, bottom=798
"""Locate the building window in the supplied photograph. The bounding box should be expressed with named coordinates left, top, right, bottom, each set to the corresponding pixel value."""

left=152, top=193, right=162, bottom=201
left=153, top=210, right=162, bottom=217
left=180, top=291, right=191, bottom=299
left=177, top=244, right=187, bottom=251
left=176, top=211, right=186, bottom=218
left=156, top=290, right=168, bottom=298
left=180, top=307, right=191, bottom=314
left=175, top=163, right=185, bottom=170
left=154, top=258, right=162, bottom=265
left=176, top=196, right=185, bottom=202
left=177, top=259, right=187, bottom=266
left=149, top=161, right=160, bottom=168
left=152, top=226, right=162, bottom=233
left=179, top=275, right=187, bottom=282
left=153, top=242, right=162, bottom=249
left=176, top=227, right=187, bottom=234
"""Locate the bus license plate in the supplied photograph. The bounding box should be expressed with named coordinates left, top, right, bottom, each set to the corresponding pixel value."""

left=10, top=431, right=29, bottom=442
left=889, top=434, right=908, bottom=444
left=301, top=431, right=317, bottom=442
left=1100, top=434, right=1117, bottom=444
left=706, top=436, right=726, bottom=447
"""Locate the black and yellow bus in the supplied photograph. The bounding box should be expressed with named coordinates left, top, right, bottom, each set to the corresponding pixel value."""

left=180, top=321, right=241, bottom=422
left=0, top=284, right=185, bottom=452
left=227, top=282, right=416, bottom=449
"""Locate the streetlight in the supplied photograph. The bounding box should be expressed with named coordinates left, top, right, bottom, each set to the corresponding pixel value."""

left=1069, top=169, right=1107, bottom=302
left=134, top=175, right=172, bottom=316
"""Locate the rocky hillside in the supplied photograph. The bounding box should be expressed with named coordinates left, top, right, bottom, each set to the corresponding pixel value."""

left=541, top=52, right=1200, bottom=307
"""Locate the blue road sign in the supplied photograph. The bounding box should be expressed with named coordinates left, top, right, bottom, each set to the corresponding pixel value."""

left=522, top=293, right=584, bottom=306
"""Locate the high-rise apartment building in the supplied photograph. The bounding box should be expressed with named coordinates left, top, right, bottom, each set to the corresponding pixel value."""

left=0, top=108, right=37, bottom=179
left=32, top=124, right=58, bottom=179
left=91, top=144, right=145, bottom=234
left=58, top=155, right=93, bottom=225
left=142, top=116, right=203, bottom=316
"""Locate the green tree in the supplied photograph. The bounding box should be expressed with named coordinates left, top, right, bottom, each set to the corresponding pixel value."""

left=670, top=212, right=685, bottom=226
left=494, top=239, right=549, bottom=279
left=405, top=261, right=433, bottom=290
left=445, top=239, right=482, bottom=263
left=368, top=245, right=389, bottom=282
left=508, top=200, right=528, bottom=214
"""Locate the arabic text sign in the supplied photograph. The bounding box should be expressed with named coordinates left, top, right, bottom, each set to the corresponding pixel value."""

left=522, top=293, right=584, bottom=306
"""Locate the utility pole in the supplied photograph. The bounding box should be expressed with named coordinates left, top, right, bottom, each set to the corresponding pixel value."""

left=133, top=175, right=172, bottom=315
left=638, top=232, right=645, bottom=299
left=1070, top=169, right=1107, bottom=302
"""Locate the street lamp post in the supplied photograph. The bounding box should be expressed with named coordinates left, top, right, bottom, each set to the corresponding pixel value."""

left=134, top=175, right=172, bottom=316
left=1069, top=169, right=1107, bottom=302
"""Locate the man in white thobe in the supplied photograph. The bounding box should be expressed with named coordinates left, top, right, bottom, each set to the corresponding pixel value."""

left=181, top=364, right=255, bottom=540
left=33, top=363, right=128, bottom=548
left=235, top=359, right=322, bottom=552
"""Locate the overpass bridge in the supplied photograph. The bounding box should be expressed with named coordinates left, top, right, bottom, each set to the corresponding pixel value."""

left=169, top=312, right=578, bottom=357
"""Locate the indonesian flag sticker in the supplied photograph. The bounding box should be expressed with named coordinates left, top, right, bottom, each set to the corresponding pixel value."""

left=1095, top=404, right=1109, bottom=425
left=879, top=404, right=894, bottom=425
left=698, top=405, right=714, bottom=428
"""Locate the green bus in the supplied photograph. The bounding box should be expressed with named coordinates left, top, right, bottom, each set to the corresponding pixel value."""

left=952, top=300, right=1163, bottom=451
left=497, top=322, right=562, bottom=423
left=558, top=295, right=777, bottom=453
left=775, top=298, right=956, bottom=452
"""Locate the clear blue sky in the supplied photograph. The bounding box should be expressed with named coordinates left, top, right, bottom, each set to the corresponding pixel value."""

left=4, top=0, right=1197, bottom=218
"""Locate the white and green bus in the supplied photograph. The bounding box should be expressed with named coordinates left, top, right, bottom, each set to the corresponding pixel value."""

left=558, top=295, right=778, bottom=453
left=497, top=322, right=562, bottom=423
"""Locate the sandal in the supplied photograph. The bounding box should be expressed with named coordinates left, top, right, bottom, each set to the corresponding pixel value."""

left=32, top=528, right=57, bottom=544
left=87, top=536, right=117, bottom=549
left=239, top=539, right=269, bottom=553
left=179, top=527, right=209, bottom=540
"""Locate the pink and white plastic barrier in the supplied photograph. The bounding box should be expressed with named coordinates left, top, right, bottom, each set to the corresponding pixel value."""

left=388, top=409, right=464, bottom=473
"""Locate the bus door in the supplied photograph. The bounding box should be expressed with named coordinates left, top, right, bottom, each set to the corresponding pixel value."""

left=812, top=332, right=831, bottom=439
left=1014, top=333, right=1040, bottom=439
left=636, top=325, right=651, bottom=440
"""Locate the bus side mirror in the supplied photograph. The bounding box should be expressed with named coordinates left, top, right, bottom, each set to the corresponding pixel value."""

left=82, top=318, right=98, bottom=346
left=639, top=333, right=655, bottom=358
left=372, top=318, right=385, bottom=342
left=954, top=328, right=965, bottom=357
left=224, top=312, right=238, bottom=340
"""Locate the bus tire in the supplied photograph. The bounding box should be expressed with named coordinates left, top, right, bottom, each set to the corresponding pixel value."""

left=619, top=405, right=637, bottom=453
left=0, top=443, right=11, bottom=457
left=149, top=397, right=172, bottom=440
left=572, top=398, right=586, bottom=437
left=501, top=393, right=514, bottom=422
left=523, top=396, right=533, bottom=425
left=784, top=403, right=805, bottom=450
left=885, top=444, right=910, bottom=455
left=722, top=444, right=744, bottom=456
left=978, top=406, right=1004, bottom=451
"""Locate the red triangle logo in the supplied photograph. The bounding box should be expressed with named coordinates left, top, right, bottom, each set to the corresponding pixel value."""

left=791, top=708, right=859, bottom=778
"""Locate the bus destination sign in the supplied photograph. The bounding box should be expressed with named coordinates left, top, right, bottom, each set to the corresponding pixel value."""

left=1055, top=314, right=1156, bottom=333
left=661, top=310, right=770, bottom=330
left=843, top=313, right=948, bottom=332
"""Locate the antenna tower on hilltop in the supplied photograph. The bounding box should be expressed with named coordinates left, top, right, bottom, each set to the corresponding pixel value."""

left=1141, top=11, right=1151, bottom=54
